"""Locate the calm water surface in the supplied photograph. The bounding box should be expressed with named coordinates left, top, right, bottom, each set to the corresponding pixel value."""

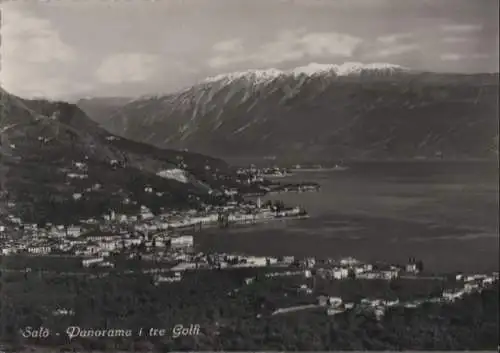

left=196, top=162, right=499, bottom=273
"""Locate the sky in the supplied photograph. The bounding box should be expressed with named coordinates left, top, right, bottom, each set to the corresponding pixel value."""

left=0, top=0, right=498, bottom=100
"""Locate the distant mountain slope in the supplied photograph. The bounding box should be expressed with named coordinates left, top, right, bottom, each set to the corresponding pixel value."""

left=0, top=88, right=239, bottom=225
left=77, top=97, right=134, bottom=126
left=84, top=63, right=499, bottom=162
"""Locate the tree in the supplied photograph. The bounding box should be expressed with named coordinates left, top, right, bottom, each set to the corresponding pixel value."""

left=273, top=200, right=285, bottom=215
left=416, top=260, right=424, bottom=273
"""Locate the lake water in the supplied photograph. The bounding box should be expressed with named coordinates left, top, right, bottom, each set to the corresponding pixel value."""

left=196, top=162, right=499, bottom=273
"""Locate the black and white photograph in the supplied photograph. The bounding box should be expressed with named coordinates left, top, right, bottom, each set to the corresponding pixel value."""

left=0, top=0, right=498, bottom=351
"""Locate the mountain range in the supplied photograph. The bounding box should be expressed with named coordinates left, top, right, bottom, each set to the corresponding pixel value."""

left=79, top=62, right=499, bottom=163
left=0, top=88, right=245, bottom=225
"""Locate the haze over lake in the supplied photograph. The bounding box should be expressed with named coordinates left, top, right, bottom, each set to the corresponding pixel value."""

left=197, top=162, right=499, bottom=273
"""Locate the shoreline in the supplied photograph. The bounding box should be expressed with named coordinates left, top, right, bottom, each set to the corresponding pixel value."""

left=223, top=158, right=498, bottom=169
left=290, top=168, right=348, bottom=172
left=178, top=213, right=310, bottom=234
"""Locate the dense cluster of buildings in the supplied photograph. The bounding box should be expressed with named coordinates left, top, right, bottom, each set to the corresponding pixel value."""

left=0, top=159, right=315, bottom=266
left=0, top=190, right=309, bottom=271
left=236, top=165, right=291, bottom=178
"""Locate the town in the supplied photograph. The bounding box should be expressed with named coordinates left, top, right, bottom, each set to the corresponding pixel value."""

left=0, top=159, right=320, bottom=261
left=0, top=195, right=307, bottom=260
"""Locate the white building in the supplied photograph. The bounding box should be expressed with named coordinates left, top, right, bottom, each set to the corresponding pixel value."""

left=384, top=299, right=400, bottom=307
left=374, top=306, right=386, bottom=320
left=83, top=232, right=119, bottom=242
left=361, top=298, right=383, bottom=307
left=357, top=271, right=379, bottom=279
left=406, top=263, right=418, bottom=273
left=363, top=264, right=373, bottom=271
left=326, top=308, right=344, bottom=316
left=354, top=267, right=366, bottom=275
left=98, top=241, right=117, bottom=251
left=27, top=246, right=51, bottom=254
left=344, top=302, right=355, bottom=310
left=124, top=238, right=142, bottom=247
left=442, top=289, right=465, bottom=301
left=170, top=235, right=194, bottom=249
left=140, top=205, right=154, bottom=220
left=117, top=214, right=128, bottom=223
left=98, top=261, right=114, bottom=268
left=156, top=273, right=182, bottom=283
left=67, top=173, right=87, bottom=179
left=170, top=262, right=197, bottom=272
left=276, top=207, right=301, bottom=217
left=332, top=268, right=349, bottom=279
left=328, top=297, right=343, bottom=307
left=267, top=257, right=278, bottom=265
left=25, top=224, right=38, bottom=231
left=2, top=247, right=16, bottom=255
left=153, top=240, right=166, bottom=248
left=381, top=270, right=399, bottom=280
left=82, top=257, right=104, bottom=267
left=464, top=283, right=480, bottom=293
left=482, top=277, right=495, bottom=285
left=340, top=257, right=360, bottom=267
left=305, top=257, right=316, bottom=268
left=191, top=214, right=219, bottom=225
left=245, top=256, right=269, bottom=267
left=318, top=295, right=329, bottom=306
left=67, top=226, right=82, bottom=237
left=74, top=162, right=87, bottom=170
left=224, top=188, right=238, bottom=196
left=228, top=213, right=255, bottom=223
left=255, top=210, right=275, bottom=219
left=53, top=308, right=75, bottom=316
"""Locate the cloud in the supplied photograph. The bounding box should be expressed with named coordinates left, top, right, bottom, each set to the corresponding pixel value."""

left=288, top=0, right=393, bottom=9
left=440, top=53, right=463, bottom=61
left=95, top=53, right=160, bottom=84
left=441, top=24, right=482, bottom=33
left=440, top=53, right=491, bottom=61
left=212, top=39, right=244, bottom=53
left=296, top=32, right=363, bottom=57
left=208, top=29, right=362, bottom=68
left=355, top=32, right=419, bottom=60
left=442, top=37, right=469, bottom=43
left=371, top=44, right=419, bottom=58
left=0, top=8, right=76, bottom=98
left=0, top=10, right=75, bottom=63
left=470, top=53, right=490, bottom=59
left=377, top=33, right=414, bottom=45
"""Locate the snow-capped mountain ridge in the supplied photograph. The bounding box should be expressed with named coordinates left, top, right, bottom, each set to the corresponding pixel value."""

left=90, top=67, right=497, bottom=163
left=204, top=68, right=284, bottom=84
left=203, top=62, right=408, bottom=84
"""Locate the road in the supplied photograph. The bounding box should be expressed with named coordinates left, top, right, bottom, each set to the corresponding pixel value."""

left=271, top=304, right=320, bottom=315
